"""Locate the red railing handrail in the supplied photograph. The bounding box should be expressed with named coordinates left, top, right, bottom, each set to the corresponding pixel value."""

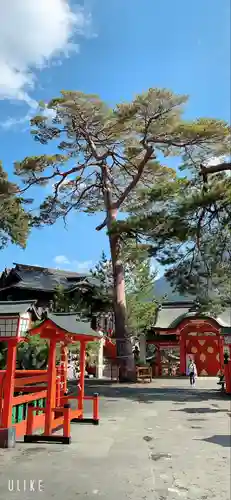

left=14, top=374, right=48, bottom=387
left=0, top=370, right=48, bottom=375
left=12, top=390, right=47, bottom=406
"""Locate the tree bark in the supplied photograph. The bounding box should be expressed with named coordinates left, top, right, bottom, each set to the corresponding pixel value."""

left=101, top=163, right=136, bottom=382
left=108, top=230, right=136, bottom=382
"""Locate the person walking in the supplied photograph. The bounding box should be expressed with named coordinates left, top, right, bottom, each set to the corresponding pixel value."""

left=188, top=359, right=197, bottom=387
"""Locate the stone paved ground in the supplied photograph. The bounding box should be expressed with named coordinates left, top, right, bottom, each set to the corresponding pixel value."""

left=0, top=378, right=230, bottom=499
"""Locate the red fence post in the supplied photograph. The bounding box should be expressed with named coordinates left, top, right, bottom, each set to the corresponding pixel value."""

left=93, top=393, right=99, bottom=425
left=63, top=404, right=71, bottom=444
left=224, top=360, right=231, bottom=394
left=26, top=404, right=35, bottom=436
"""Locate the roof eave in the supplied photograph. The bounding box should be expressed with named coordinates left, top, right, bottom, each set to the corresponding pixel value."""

left=29, top=316, right=101, bottom=340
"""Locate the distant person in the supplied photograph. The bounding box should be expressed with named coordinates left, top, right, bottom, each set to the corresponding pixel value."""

left=133, top=346, right=140, bottom=363
left=188, top=359, right=197, bottom=387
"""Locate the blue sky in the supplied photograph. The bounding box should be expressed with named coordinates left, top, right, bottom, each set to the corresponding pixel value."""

left=0, top=0, right=230, bottom=274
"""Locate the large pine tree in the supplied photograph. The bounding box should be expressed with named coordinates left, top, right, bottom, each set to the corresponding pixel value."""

left=115, top=157, right=231, bottom=313
left=0, top=162, right=29, bottom=249
left=14, top=88, right=229, bottom=379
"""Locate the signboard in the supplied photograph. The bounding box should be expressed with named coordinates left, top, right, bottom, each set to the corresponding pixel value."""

left=224, top=336, right=231, bottom=345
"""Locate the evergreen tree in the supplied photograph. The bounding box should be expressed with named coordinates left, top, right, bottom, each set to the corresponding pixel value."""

left=0, top=161, right=29, bottom=249
left=92, top=243, right=158, bottom=337
left=17, top=335, right=48, bottom=370
left=0, top=163, right=29, bottom=368
left=91, top=251, right=113, bottom=293
left=14, top=89, right=229, bottom=379
left=126, top=259, right=157, bottom=338
left=116, top=157, right=231, bottom=313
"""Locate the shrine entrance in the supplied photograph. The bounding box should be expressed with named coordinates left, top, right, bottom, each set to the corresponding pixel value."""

left=147, top=338, right=180, bottom=377
left=185, top=335, right=221, bottom=376
left=147, top=316, right=225, bottom=377
left=179, top=318, right=224, bottom=376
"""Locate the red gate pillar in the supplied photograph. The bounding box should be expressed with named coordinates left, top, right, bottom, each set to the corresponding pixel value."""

left=1, top=339, right=17, bottom=428
left=78, top=341, right=86, bottom=416
left=218, top=335, right=224, bottom=374
left=0, top=339, right=18, bottom=448
left=224, top=360, right=231, bottom=394
left=44, top=338, right=57, bottom=435
left=156, top=347, right=161, bottom=376
left=179, top=334, right=186, bottom=374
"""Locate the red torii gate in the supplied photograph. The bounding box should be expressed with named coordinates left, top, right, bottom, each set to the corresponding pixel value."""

left=24, top=313, right=101, bottom=444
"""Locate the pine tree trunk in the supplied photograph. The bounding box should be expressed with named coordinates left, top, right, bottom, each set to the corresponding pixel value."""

left=109, top=231, right=136, bottom=382
left=101, top=164, right=135, bottom=382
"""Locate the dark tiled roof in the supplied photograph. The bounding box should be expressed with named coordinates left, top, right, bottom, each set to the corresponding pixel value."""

left=155, top=305, right=191, bottom=328
left=4, top=263, right=87, bottom=292
left=155, top=305, right=231, bottom=328
left=0, top=300, right=37, bottom=315
left=13, top=263, right=83, bottom=278
left=31, top=312, right=101, bottom=338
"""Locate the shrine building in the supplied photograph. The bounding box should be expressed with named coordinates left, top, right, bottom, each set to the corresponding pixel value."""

left=146, top=277, right=231, bottom=377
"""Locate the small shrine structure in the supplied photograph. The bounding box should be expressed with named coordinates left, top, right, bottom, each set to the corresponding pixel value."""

left=0, top=307, right=101, bottom=447
left=146, top=301, right=231, bottom=377
left=26, top=312, right=102, bottom=443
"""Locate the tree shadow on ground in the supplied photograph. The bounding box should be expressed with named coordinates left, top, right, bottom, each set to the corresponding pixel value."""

left=68, top=379, right=230, bottom=405
left=198, top=435, right=231, bottom=447
left=171, top=407, right=229, bottom=414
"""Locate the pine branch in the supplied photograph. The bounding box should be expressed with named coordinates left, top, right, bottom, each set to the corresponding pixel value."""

left=200, top=161, right=231, bottom=176
left=115, top=146, right=154, bottom=209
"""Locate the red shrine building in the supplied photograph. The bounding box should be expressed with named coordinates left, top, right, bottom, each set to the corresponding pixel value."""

left=147, top=278, right=231, bottom=377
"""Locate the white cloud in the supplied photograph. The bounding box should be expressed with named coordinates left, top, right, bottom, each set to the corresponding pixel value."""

left=54, top=255, right=70, bottom=265
left=50, top=178, right=87, bottom=193
left=73, top=260, right=93, bottom=272
left=0, top=1, right=91, bottom=110
left=53, top=255, right=93, bottom=273
left=1, top=104, right=60, bottom=132
left=203, top=156, right=231, bottom=176
left=204, top=156, right=226, bottom=167
left=0, top=112, right=31, bottom=130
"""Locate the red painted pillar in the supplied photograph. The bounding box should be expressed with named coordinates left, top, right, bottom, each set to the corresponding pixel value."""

left=61, top=343, right=68, bottom=394
left=224, top=360, right=231, bottom=394
left=218, top=335, right=224, bottom=374
left=78, top=341, right=86, bottom=416
left=179, top=333, right=186, bottom=375
left=44, top=338, right=57, bottom=435
left=1, top=339, right=17, bottom=429
left=63, top=404, right=71, bottom=439
left=156, top=347, right=161, bottom=376
left=93, top=393, right=99, bottom=422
